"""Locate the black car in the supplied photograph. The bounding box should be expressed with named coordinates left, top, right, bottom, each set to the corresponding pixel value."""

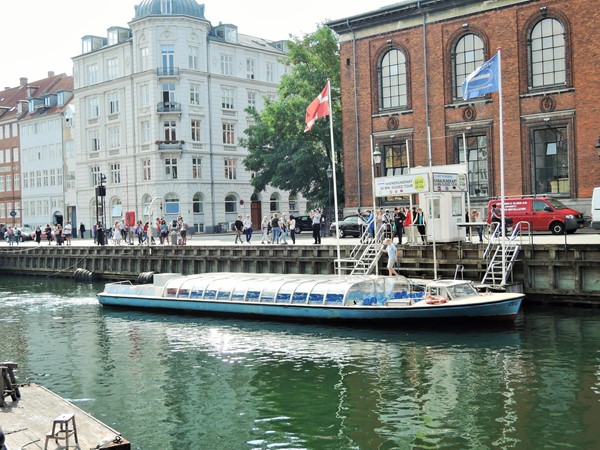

left=292, top=215, right=313, bottom=234
left=329, top=216, right=361, bottom=238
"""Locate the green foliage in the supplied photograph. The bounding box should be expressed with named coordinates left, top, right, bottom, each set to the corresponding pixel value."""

left=240, top=26, right=344, bottom=210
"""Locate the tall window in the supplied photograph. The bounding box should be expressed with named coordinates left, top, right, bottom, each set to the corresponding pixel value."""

left=529, top=18, right=566, bottom=89
left=108, top=93, right=120, bottom=114
left=225, top=194, right=237, bottom=213
left=190, top=83, right=201, bottom=105
left=383, top=143, right=409, bottom=176
left=110, top=163, right=121, bottom=184
left=192, top=157, right=202, bottom=178
left=88, top=98, right=99, bottom=118
left=164, top=121, right=177, bottom=141
left=380, top=49, right=407, bottom=109
left=221, top=87, right=235, bottom=109
left=191, top=119, right=201, bottom=142
left=220, top=54, right=233, bottom=75
left=161, top=45, right=175, bottom=74
left=91, top=166, right=101, bottom=186
left=139, top=84, right=150, bottom=107
left=532, top=127, right=569, bottom=195
left=165, top=158, right=178, bottom=179
left=188, top=46, right=199, bottom=70
left=86, top=64, right=98, bottom=85
left=140, top=120, right=150, bottom=144
left=107, top=58, right=118, bottom=80
left=270, top=193, right=280, bottom=212
left=108, top=126, right=120, bottom=149
left=143, top=159, right=151, bottom=181
left=140, top=47, right=149, bottom=71
left=89, top=129, right=100, bottom=151
left=246, top=59, right=256, bottom=79
left=193, top=192, right=204, bottom=213
left=222, top=123, right=235, bottom=145
left=457, top=135, right=489, bottom=198
left=453, top=34, right=484, bottom=100
left=266, top=62, right=274, bottom=82
left=224, top=158, right=237, bottom=180
left=161, top=83, right=176, bottom=104
left=247, top=91, right=257, bottom=110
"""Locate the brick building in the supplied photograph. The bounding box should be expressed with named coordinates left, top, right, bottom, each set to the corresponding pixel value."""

left=327, top=0, right=600, bottom=216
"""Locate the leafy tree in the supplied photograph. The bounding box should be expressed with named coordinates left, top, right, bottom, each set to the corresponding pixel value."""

left=240, top=26, right=344, bottom=210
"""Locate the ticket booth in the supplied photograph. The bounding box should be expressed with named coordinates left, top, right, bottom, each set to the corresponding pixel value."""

left=418, top=192, right=465, bottom=243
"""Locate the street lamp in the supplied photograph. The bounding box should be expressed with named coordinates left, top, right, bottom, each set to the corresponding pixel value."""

left=326, top=165, right=333, bottom=235
left=372, top=144, right=382, bottom=209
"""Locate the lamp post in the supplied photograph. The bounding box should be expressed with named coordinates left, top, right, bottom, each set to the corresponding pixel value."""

left=95, top=173, right=106, bottom=245
left=372, top=144, right=382, bottom=208
left=326, top=165, right=333, bottom=236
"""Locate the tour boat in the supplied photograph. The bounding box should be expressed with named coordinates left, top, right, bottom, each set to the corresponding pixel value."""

left=97, top=272, right=524, bottom=323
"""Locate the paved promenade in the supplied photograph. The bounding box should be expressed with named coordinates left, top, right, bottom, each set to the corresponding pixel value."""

left=3, top=228, right=600, bottom=248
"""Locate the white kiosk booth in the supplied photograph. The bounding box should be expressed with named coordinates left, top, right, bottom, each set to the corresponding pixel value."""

left=374, top=164, right=468, bottom=244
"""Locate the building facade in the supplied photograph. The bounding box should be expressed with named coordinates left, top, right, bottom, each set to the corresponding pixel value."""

left=73, top=0, right=305, bottom=233
left=327, top=0, right=600, bottom=216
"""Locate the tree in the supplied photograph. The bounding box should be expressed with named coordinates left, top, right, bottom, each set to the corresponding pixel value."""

left=240, top=26, right=344, bottom=210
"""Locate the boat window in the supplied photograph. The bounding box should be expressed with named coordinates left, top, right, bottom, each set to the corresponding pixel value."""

left=292, top=292, right=308, bottom=303
left=449, top=283, right=478, bottom=298
left=217, top=290, right=231, bottom=300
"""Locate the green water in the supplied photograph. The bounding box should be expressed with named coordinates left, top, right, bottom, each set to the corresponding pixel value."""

left=1, top=276, right=599, bottom=450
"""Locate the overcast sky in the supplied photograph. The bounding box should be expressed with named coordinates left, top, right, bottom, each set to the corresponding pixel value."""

left=1, top=0, right=394, bottom=89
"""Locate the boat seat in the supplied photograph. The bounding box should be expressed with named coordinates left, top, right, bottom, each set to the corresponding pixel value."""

left=44, top=413, right=79, bottom=449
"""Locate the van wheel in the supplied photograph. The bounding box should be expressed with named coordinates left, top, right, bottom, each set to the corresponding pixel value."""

left=550, top=222, right=565, bottom=235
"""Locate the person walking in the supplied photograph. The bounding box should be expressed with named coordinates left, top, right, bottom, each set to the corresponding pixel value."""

left=380, top=238, right=399, bottom=276
left=310, top=209, right=321, bottom=244
left=289, top=215, right=297, bottom=244
left=279, top=213, right=288, bottom=244
left=270, top=213, right=281, bottom=244
left=394, top=207, right=406, bottom=245
left=243, top=215, right=253, bottom=243
left=471, top=209, right=483, bottom=243
left=261, top=216, right=270, bottom=244
left=35, top=225, right=42, bottom=245
left=234, top=215, right=244, bottom=244
left=64, top=221, right=72, bottom=245
left=79, top=222, right=86, bottom=239
left=414, top=208, right=427, bottom=244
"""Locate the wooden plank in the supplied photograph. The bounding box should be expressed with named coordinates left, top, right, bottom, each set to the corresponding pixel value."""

left=0, top=383, right=130, bottom=450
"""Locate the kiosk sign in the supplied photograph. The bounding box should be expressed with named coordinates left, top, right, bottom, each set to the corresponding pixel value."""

left=432, top=173, right=467, bottom=192
left=375, top=174, right=429, bottom=197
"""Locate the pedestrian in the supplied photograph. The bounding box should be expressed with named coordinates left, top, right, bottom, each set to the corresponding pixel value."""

left=35, top=225, right=42, bottom=245
left=64, top=221, right=72, bottom=245
left=380, top=238, right=399, bottom=276
left=6, top=226, right=14, bottom=246
left=394, top=207, right=406, bottom=245
left=279, top=213, right=288, bottom=244
left=113, top=221, right=122, bottom=245
left=464, top=208, right=471, bottom=240
left=310, top=209, right=321, bottom=244
left=97, top=222, right=105, bottom=246
left=364, top=210, right=374, bottom=241
left=289, top=214, right=297, bottom=244
left=234, top=215, right=244, bottom=244
left=261, top=216, right=270, bottom=244
left=79, top=222, right=86, bottom=239
left=414, top=208, right=427, bottom=244
left=243, top=215, right=253, bottom=243
left=179, top=217, right=188, bottom=245
left=270, top=213, right=281, bottom=244
left=471, top=209, right=483, bottom=243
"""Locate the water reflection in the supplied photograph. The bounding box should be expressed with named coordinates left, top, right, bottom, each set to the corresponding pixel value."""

left=1, top=276, right=599, bottom=449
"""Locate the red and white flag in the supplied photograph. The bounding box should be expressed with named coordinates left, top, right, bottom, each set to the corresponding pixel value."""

left=304, top=84, right=330, bottom=132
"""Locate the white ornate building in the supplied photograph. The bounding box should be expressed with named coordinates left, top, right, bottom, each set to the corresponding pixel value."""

left=73, top=0, right=305, bottom=232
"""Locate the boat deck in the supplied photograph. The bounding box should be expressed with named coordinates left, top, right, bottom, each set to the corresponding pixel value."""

left=1, top=383, right=130, bottom=450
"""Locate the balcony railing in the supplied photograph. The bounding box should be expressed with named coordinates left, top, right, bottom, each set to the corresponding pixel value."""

left=157, top=102, right=181, bottom=113
left=156, top=140, right=184, bottom=151
left=156, top=67, right=180, bottom=77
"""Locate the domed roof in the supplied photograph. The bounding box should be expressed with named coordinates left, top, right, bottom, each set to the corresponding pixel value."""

left=134, top=0, right=205, bottom=20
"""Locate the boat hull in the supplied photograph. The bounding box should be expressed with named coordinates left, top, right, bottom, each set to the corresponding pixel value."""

left=97, top=293, right=523, bottom=322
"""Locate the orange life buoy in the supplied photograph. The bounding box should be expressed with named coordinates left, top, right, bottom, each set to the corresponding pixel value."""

left=425, top=295, right=447, bottom=305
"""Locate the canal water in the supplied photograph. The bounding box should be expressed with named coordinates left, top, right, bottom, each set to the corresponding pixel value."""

left=1, top=276, right=599, bottom=450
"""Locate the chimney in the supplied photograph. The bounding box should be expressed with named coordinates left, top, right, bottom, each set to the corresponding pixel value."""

left=48, top=71, right=55, bottom=77
left=20, top=77, right=28, bottom=87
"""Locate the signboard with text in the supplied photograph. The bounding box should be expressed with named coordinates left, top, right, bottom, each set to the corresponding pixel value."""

left=432, top=173, right=467, bottom=192
left=375, top=174, right=429, bottom=197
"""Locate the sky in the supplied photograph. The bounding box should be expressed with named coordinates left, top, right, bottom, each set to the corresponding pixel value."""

left=1, top=0, right=395, bottom=89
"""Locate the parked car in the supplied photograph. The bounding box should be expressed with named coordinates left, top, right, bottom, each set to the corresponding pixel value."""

left=487, top=196, right=585, bottom=235
left=4, top=226, right=34, bottom=242
left=292, top=215, right=314, bottom=234
left=329, top=216, right=361, bottom=238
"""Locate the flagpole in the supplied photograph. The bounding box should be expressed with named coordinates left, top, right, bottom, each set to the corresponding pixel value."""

left=497, top=48, right=506, bottom=283
left=327, top=78, right=342, bottom=275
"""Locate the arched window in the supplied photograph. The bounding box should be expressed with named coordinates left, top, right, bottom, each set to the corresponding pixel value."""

left=288, top=194, right=298, bottom=213
left=270, top=193, right=280, bottom=212
left=225, top=194, right=237, bottom=213
left=453, top=33, right=484, bottom=100
left=379, top=49, right=407, bottom=110
left=193, top=192, right=204, bottom=214
left=529, top=18, right=565, bottom=89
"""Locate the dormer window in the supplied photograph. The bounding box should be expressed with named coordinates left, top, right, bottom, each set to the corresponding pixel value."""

left=161, top=0, right=173, bottom=15
left=215, top=24, right=238, bottom=44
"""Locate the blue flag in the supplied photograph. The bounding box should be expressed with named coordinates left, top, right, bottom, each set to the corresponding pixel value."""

left=461, top=53, right=499, bottom=100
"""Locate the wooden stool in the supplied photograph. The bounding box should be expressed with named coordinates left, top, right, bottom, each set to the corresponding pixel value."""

left=44, top=413, right=79, bottom=449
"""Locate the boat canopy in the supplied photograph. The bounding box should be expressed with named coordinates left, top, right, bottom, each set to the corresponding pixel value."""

left=158, top=273, right=415, bottom=306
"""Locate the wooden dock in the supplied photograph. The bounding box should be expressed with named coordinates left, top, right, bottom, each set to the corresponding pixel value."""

left=1, top=383, right=130, bottom=450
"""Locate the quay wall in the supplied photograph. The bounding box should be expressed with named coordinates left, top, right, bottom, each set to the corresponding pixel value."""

left=0, top=243, right=599, bottom=305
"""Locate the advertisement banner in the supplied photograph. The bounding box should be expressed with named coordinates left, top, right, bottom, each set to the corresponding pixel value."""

left=375, top=174, right=429, bottom=197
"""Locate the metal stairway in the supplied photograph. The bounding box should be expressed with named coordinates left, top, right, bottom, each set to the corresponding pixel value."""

left=335, top=225, right=387, bottom=275
left=481, top=222, right=526, bottom=286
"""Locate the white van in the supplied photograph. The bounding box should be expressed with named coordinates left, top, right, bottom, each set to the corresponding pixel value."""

left=592, top=188, right=600, bottom=230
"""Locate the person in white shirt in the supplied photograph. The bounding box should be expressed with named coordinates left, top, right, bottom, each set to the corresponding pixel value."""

left=63, top=221, right=72, bottom=245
